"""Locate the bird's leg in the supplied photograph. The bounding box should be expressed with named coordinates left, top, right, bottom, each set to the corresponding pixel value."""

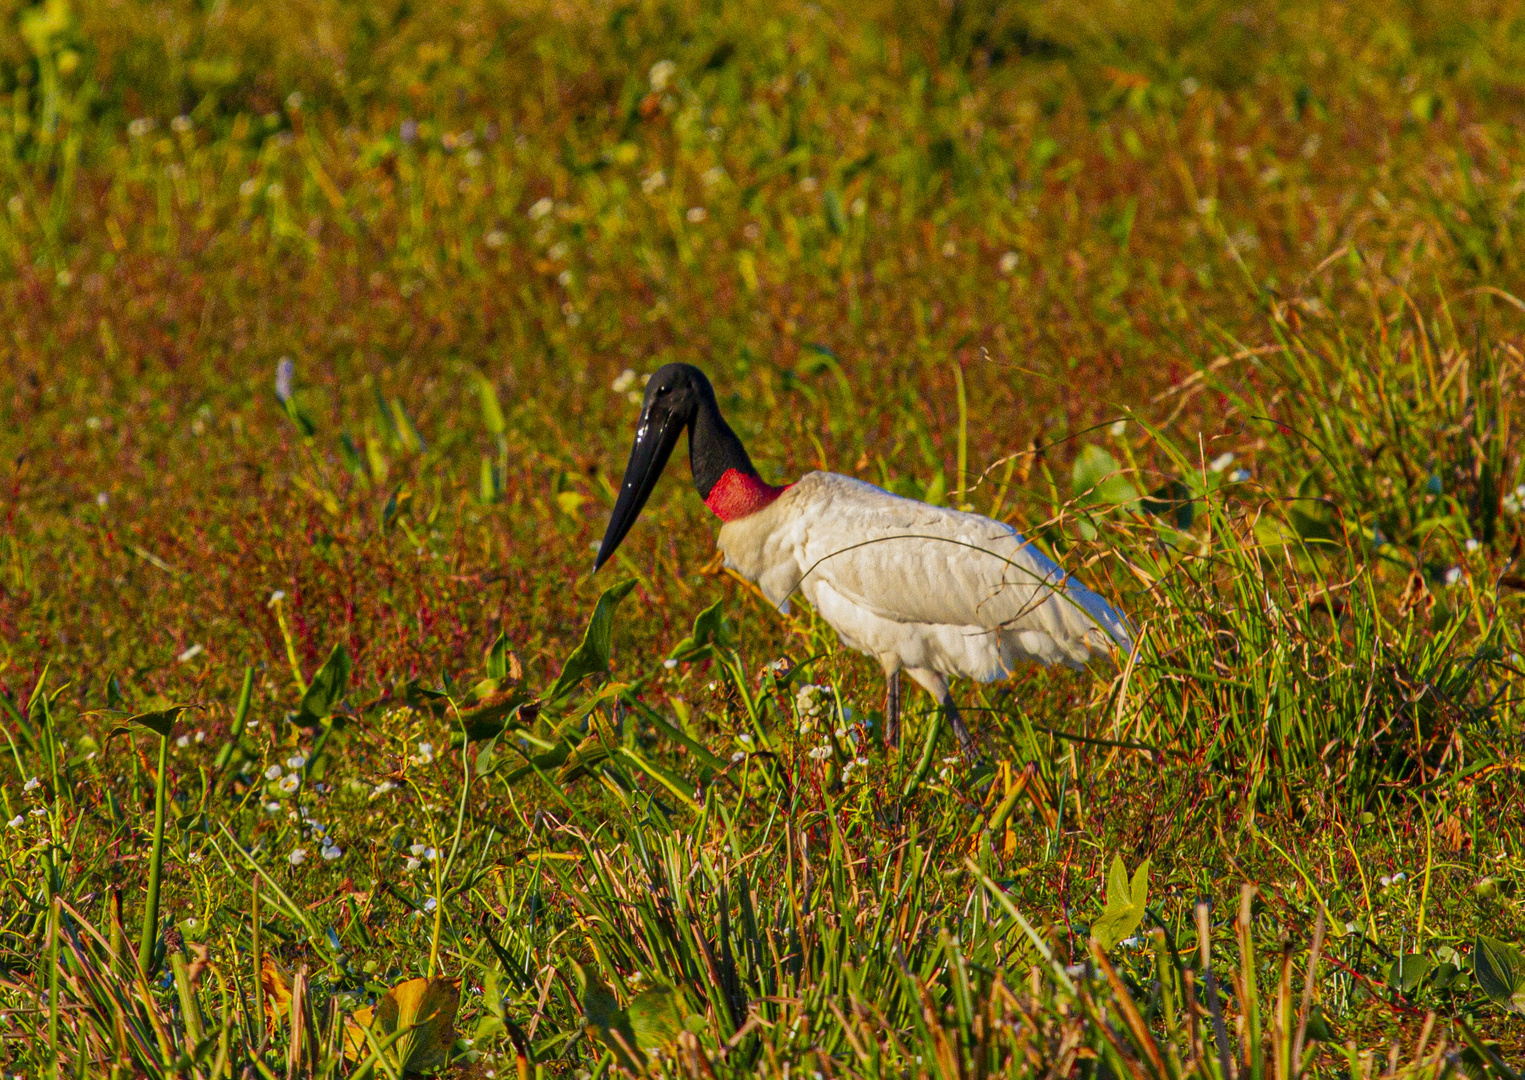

left=883, top=670, right=901, bottom=750
left=943, top=695, right=981, bottom=766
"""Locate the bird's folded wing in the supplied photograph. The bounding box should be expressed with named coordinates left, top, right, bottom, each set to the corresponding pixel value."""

left=791, top=480, right=1130, bottom=647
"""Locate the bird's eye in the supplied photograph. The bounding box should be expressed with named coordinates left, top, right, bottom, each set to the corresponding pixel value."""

left=655, top=384, right=671, bottom=396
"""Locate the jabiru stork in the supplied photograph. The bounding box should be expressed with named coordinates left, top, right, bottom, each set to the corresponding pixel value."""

left=594, top=364, right=1131, bottom=764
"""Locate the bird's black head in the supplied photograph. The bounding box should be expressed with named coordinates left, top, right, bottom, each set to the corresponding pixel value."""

left=594, top=363, right=756, bottom=571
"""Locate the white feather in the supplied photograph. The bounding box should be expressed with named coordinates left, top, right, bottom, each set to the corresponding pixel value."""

left=717, top=472, right=1130, bottom=696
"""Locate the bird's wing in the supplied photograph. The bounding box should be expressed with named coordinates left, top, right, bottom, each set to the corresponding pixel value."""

left=788, top=473, right=1131, bottom=651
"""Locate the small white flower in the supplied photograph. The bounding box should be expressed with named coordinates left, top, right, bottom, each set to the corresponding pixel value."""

left=264, top=764, right=283, bottom=781
left=1393, top=872, right=1407, bottom=883
left=941, top=240, right=957, bottom=257
left=188, top=851, right=202, bottom=864
left=423, top=846, right=437, bottom=861
left=405, top=857, right=422, bottom=872
left=702, top=166, right=726, bottom=185
left=23, top=776, right=39, bottom=792
left=649, top=59, right=676, bottom=92
left=1443, top=566, right=1463, bottom=586
left=999, top=251, right=1020, bottom=274
left=1181, top=77, right=1200, bottom=95
left=96, top=491, right=108, bottom=507
left=641, top=170, right=667, bottom=194
left=175, top=735, right=191, bottom=749
left=1230, top=468, right=1251, bottom=482
left=289, top=848, right=307, bottom=866
left=528, top=197, right=554, bottom=220
left=415, top=742, right=434, bottom=764
left=371, top=780, right=395, bottom=796
left=409, top=843, right=427, bottom=856
left=730, top=751, right=745, bottom=763
left=611, top=368, right=638, bottom=393
left=663, top=658, right=678, bottom=669
left=686, top=206, right=708, bottom=223
left=31, top=806, right=47, bottom=818
left=1209, top=451, right=1235, bottom=473
left=263, top=801, right=281, bottom=813
left=808, top=746, right=832, bottom=761
left=1465, top=538, right=1480, bottom=553
left=279, top=774, right=301, bottom=794
left=484, top=229, right=507, bottom=248
left=321, top=842, right=342, bottom=860
left=7, top=815, right=24, bottom=828
left=423, top=897, right=438, bottom=913
left=177, top=643, right=204, bottom=663
left=286, top=754, right=306, bottom=770
left=1379, top=875, right=1392, bottom=888
left=855, top=756, right=869, bottom=767
left=268, top=590, right=286, bottom=605
left=799, top=176, right=818, bottom=193
left=738, top=732, right=753, bottom=745
left=171, top=114, right=193, bottom=133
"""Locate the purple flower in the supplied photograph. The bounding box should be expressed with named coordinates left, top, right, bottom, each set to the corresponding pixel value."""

left=275, top=358, right=295, bottom=402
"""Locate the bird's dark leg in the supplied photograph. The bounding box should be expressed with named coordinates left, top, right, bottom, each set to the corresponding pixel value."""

left=883, top=670, right=901, bottom=749
left=943, top=695, right=981, bottom=766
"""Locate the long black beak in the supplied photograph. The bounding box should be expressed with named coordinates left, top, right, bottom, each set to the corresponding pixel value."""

left=595, top=406, right=686, bottom=571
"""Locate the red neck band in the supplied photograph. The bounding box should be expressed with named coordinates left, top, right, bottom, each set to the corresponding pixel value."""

left=703, top=468, right=788, bottom=522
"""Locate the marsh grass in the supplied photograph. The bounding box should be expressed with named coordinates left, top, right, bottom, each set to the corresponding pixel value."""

left=3, top=0, right=1525, bottom=1075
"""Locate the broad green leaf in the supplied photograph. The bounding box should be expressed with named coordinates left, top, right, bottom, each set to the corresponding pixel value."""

left=485, top=630, right=511, bottom=681
left=1387, top=953, right=1433, bottom=993
left=628, top=985, right=684, bottom=1051
left=298, top=644, right=350, bottom=722
left=1071, top=445, right=1139, bottom=509
left=1473, top=936, right=1525, bottom=1013
left=576, top=964, right=638, bottom=1069
left=545, top=579, right=637, bottom=701
left=1091, top=855, right=1150, bottom=951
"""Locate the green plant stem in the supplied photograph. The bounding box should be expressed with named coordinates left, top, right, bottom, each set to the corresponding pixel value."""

left=138, top=733, right=170, bottom=977
left=902, top=705, right=944, bottom=798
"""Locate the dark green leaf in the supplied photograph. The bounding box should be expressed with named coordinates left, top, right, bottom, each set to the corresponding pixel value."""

left=545, top=579, right=637, bottom=701
left=1473, top=936, right=1525, bottom=1013
left=575, top=964, right=638, bottom=1069
left=1387, top=953, right=1433, bottom=993
left=1140, top=479, right=1194, bottom=530
left=128, top=704, right=196, bottom=738
left=298, top=644, right=351, bottom=722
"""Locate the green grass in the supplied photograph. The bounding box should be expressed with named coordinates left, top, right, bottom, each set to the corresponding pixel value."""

left=2, top=0, right=1525, bottom=1075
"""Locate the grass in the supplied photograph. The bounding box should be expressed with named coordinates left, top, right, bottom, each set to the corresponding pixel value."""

left=2, top=0, right=1525, bottom=1074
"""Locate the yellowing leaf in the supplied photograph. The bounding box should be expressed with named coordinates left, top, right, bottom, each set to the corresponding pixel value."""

left=260, top=955, right=292, bottom=1036
left=344, top=976, right=461, bottom=1074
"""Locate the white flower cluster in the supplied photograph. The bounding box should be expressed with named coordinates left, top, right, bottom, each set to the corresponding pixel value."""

left=841, top=755, right=871, bottom=781
left=794, top=683, right=833, bottom=732
left=265, top=754, right=306, bottom=796
left=1502, top=483, right=1525, bottom=515
left=413, top=741, right=434, bottom=765
left=405, top=842, right=438, bottom=873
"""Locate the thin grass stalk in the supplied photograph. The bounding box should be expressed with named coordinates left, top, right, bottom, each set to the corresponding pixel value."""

left=1197, top=902, right=1236, bottom=1080
left=1290, top=908, right=1326, bottom=1078
left=138, top=732, right=171, bottom=978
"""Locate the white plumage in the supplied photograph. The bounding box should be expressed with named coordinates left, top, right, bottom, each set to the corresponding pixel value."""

left=594, top=363, right=1133, bottom=764
left=718, top=472, right=1131, bottom=707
